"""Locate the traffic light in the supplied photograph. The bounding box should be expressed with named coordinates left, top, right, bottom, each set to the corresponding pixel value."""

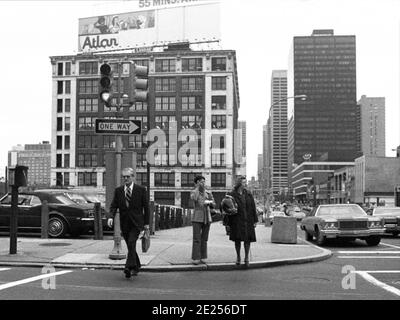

left=128, top=63, right=149, bottom=104
left=99, top=63, right=113, bottom=108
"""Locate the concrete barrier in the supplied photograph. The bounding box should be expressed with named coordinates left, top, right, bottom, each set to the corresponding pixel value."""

left=271, top=216, right=297, bottom=244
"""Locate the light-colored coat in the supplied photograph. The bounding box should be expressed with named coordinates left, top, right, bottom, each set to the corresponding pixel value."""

left=190, top=189, right=216, bottom=224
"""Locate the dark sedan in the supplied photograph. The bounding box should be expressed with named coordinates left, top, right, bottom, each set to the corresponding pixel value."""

left=300, top=204, right=385, bottom=246
left=372, top=207, right=400, bottom=236
left=0, top=191, right=105, bottom=238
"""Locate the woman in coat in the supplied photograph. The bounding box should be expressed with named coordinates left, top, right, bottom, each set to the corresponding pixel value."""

left=226, top=176, right=258, bottom=267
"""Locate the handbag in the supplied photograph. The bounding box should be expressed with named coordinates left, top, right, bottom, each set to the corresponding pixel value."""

left=221, top=195, right=238, bottom=216
left=141, top=229, right=150, bottom=253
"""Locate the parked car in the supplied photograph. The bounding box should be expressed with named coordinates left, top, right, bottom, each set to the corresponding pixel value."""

left=35, top=189, right=105, bottom=208
left=371, top=207, right=400, bottom=236
left=290, top=209, right=306, bottom=221
left=0, top=191, right=108, bottom=238
left=300, top=204, right=385, bottom=246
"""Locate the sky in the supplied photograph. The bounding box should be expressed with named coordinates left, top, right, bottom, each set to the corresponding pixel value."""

left=0, top=0, right=399, bottom=179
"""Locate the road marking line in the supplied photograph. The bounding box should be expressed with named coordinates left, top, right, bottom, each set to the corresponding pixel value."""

left=381, top=243, right=400, bottom=249
left=337, top=251, right=400, bottom=254
left=338, top=256, right=400, bottom=259
left=355, top=271, right=400, bottom=274
left=0, top=270, right=72, bottom=291
left=354, top=271, right=400, bottom=297
left=0, top=268, right=11, bottom=272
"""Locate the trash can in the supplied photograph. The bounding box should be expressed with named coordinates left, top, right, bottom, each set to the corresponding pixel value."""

left=270, top=216, right=297, bottom=244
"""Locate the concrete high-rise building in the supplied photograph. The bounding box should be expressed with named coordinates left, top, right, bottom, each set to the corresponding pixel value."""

left=268, top=70, right=288, bottom=196
left=7, top=141, right=51, bottom=187
left=288, top=29, right=359, bottom=169
left=257, top=154, right=263, bottom=182
left=50, top=45, right=240, bottom=207
left=236, top=120, right=247, bottom=177
left=358, top=95, right=385, bottom=156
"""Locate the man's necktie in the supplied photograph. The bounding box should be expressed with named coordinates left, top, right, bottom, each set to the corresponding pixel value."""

left=125, top=187, right=131, bottom=207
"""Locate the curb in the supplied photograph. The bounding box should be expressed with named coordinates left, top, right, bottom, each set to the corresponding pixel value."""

left=0, top=245, right=332, bottom=272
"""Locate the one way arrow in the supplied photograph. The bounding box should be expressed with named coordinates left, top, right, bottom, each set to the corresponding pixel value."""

left=129, top=121, right=139, bottom=134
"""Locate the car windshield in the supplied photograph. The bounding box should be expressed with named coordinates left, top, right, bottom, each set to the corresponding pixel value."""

left=373, top=208, right=400, bottom=215
left=67, top=193, right=88, bottom=204
left=83, top=195, right=102, bottom=203
left=317, top=205, right=366, bottom=217
left=54, top=195, right=76, bottom=205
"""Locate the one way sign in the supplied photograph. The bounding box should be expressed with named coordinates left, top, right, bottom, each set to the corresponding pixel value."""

left=95, top=119, right=142, bottom=135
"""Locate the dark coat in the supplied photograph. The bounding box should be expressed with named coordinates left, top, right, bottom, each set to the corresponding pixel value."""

left=226, top=189, right=258, bottom=242
left=109, top=184, right=149, bottom=234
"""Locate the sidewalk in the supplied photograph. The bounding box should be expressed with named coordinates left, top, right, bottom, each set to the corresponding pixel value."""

left=0, top=222, right=332, bottom=271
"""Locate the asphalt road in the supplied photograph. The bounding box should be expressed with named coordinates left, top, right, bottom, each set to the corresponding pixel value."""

left=0, top=229, right=399, bottom=301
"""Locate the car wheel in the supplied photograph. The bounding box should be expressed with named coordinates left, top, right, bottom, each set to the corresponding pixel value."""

left=305, top=230, right=313, bottom=241
left=315, top=227, right=326, bottom=245
left=48, top=216, right=68, bottom=238
left=365, top=236, right=381, bottom=246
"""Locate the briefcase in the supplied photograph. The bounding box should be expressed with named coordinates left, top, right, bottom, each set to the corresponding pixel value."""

left=141, top=229, right=150, bottom=253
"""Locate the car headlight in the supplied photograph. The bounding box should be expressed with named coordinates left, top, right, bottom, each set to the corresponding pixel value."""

left=324, top=222, right=338, bottom=229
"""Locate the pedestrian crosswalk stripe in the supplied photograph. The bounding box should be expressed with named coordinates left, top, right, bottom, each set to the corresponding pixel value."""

left=337, top=251, right=400, bottom=254
left=0, top=270, right=73, bottom=291
left=381, top=243, right=400, bottom=249
left=0, top=268, right=11, bottom=272
left=338, top=256, right=400, bottom=259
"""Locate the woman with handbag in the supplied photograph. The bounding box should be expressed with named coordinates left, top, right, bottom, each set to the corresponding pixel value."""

left=190, top=175, right=216, bottom=265
left=225, top=175, right=258, bottom=267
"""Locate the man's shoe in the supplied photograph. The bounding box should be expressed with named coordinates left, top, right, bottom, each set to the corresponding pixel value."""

left=200, top=259, right=207, bottom=264
left=124, top=269, right=131, bottom=279
left=192, top=259, right=201, bottom=265
left=131, top=269, right=139, bottom=276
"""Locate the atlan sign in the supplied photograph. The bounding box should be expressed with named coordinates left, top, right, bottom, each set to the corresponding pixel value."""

left=81, top=36, right=119, bottom=50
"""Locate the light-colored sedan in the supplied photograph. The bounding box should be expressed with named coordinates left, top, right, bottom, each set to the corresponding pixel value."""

left=372, top=207, right=400, bottom=236
left=300, top=204, right=385, bottom=246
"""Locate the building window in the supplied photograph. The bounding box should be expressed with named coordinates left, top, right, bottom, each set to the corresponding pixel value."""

left=155, top=78, right=176, bottom=92
left=211, top=96, right=226, bottom=110
left=181, top=115, right=202, bottom=129
left=79, top=61, right=98, bottom=75
left=64, top=154, right=70, bottom=168
left=154, top=173, right=175, bottom=187
left=211, top=57, right=227, bottom=71
left=155, top=59, right=176, bottom=72
left=181, top=173, right=201, bottom=187
left=65, top=99, right=71, bottom=112
left=78, top=117, right=96, bottom=130
left=211, top=115, right=226, bottom=129
left=78, top=172, right=97, bottom=186
left=103, top=135, right=115, bottom=148
left=133, top=59, right=149, bottom=67
left=79, top=98, right=98, bottom=112
left=65, top=80, right=71, bottom=94
left=211, top=134, right=225, bottom=149
left=136, top=152, right=147, bottom=167
left=211, top=153, right=226, bottom=167
left=57, top=117, right=63, bottom=131
left=136, top=172, right=148, bottom=186
left=79, top=79, right=98, bottom=94
left=64, top=172, right=70, bottom=186
left=155, top=96, right=176, bottom=111
left=64, top=135, right=70, bottom=149
left=211, top=173, right=226, bottom=187
left=78, top=154, right=97, bottom=167
left=154, top=192, right=175, bottom=205
left=65, top=118, right=70, bottom=131
left=182, top=77, right=203, bottom=91
left=129, top=101, right=147, bottom=111
left=56, top=154, right=62, bottom=168
left=56, top=172, right=63, bottom=186
left=78, top=135, right=97, bottom=149
left=128, top=135, right=146, bottom=148
left=181, top=96, right=203, bottom=110
left=155, top=115, right=176, bottom=129
left=65, top=62, right=71, bottom=76
left=57, top=63, right=63, bottom=76
left=182, top=58, right=203, bottom=72
left=57, top=81, right=63, bottom=94
left=57, top=99, right=63, bottom=113
left=212, top=76, right=226, bottom=90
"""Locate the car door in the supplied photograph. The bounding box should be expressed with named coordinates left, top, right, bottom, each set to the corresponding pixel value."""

left=0, top=194, right=12, bottom=231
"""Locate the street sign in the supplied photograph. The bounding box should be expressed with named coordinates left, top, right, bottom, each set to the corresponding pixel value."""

left=95, top=119, right=141, bottom=135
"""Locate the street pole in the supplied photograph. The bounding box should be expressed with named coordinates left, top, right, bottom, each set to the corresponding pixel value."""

left=109, top=62, right=126, bottom=260
left=9, top=185, right=18, bottom=254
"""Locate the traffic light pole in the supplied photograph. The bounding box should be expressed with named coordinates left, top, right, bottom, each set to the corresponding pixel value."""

left=109, top=62, right=126, bottom=260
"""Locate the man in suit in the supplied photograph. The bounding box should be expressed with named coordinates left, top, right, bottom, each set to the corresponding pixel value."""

left=107, top=167, right=149, bottom=278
